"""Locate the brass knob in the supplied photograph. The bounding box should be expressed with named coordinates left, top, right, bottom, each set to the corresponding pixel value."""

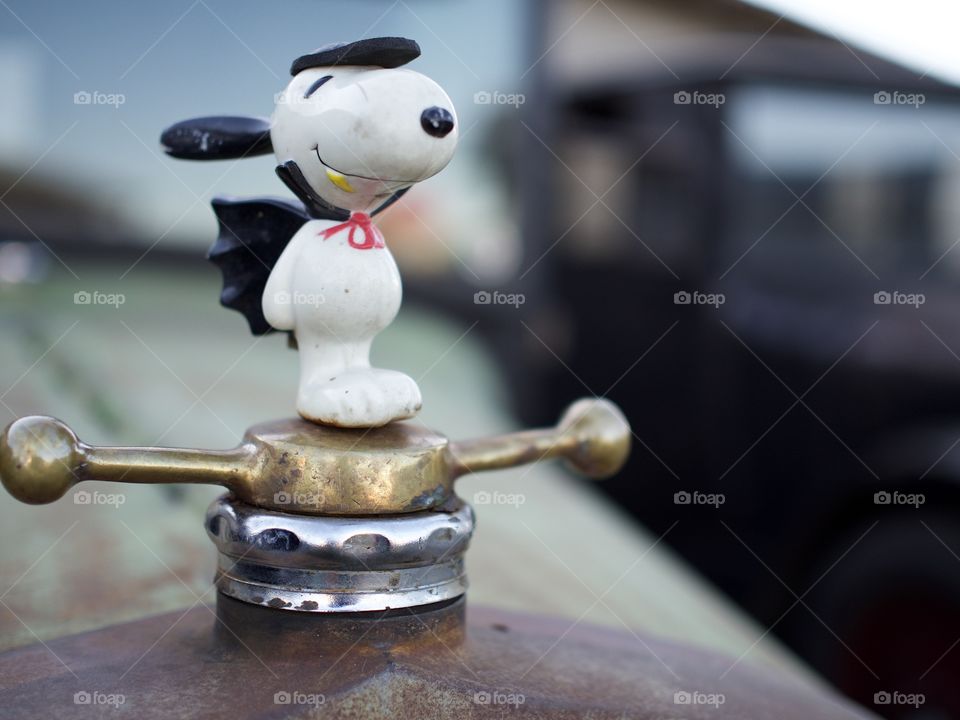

left=1, top=416, right=83, bottom=505
left=0, top=399, right=630, bottom=515
left=448, top=398, right=630, bottom=479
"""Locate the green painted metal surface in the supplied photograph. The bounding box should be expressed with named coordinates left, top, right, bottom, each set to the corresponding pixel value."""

left=0, top=265, right=819, bottom=687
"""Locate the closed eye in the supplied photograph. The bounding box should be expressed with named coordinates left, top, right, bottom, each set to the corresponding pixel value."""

left=303, top=75, right=333, bottom=99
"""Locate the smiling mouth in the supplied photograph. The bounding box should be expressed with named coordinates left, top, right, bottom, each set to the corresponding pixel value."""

left=314, top=148, right=417, bottom=187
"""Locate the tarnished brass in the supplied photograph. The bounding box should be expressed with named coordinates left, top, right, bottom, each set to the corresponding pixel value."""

left=0, top=398, right=629, bottom=515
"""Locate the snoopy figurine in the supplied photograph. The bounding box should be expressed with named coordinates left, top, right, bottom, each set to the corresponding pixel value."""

left=161, top=38, right=457, bottom=428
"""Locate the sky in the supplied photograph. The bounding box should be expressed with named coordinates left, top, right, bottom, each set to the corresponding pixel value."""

left=745, top=0, right=960, bottom=84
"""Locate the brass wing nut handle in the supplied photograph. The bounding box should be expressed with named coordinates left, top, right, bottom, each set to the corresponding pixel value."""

left=0, top=399, right=630, bottom=515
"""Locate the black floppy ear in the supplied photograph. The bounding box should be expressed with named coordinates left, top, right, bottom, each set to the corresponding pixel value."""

left=160, top=116, right=273, bottom=160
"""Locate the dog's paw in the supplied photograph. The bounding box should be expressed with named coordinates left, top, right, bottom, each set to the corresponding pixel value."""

left=297, top=368, right=422, bottom=427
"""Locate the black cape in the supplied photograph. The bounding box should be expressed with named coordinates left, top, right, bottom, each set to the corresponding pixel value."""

left=208, top=189, right=407, bottom=335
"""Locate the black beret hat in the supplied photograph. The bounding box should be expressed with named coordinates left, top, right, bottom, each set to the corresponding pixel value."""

left=290, top=37, right=421, bottom=75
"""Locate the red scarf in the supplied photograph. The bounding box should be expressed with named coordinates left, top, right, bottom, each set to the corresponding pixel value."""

left=318, top=213, right=384, bottom=250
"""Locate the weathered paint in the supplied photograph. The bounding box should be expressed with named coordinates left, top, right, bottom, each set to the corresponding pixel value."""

left=0, top=596, right=877, bottom=719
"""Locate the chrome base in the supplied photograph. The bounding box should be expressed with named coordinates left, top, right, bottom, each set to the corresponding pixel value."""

left=205, top=495, right=474, bottom=612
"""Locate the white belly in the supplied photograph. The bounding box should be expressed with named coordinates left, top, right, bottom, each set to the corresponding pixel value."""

left=261, top=217, right=420, bottom=427
left=289, top=220, right=402, bottom=339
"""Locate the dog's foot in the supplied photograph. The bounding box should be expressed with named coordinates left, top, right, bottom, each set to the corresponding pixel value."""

left=297, top=368, right=422, bottom=427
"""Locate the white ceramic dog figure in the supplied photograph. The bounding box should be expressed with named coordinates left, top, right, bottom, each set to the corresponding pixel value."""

left=162, top=38, right=457, bottom=428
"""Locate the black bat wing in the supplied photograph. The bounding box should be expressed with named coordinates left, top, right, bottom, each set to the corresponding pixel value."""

left=208, top=196, right=311, bottom=335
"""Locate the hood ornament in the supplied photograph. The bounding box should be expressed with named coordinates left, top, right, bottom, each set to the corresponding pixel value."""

left=0, top=36, right=630, bottom=612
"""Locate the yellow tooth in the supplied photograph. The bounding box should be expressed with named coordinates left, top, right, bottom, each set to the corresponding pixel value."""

left=326, top=167, right=355, bottom=193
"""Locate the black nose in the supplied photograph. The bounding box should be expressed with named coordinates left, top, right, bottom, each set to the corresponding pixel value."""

left=420, top=106, right=455, bottom=138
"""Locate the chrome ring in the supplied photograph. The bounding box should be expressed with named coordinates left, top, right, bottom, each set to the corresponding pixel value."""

left=205, top=495, right=474, bottom=612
